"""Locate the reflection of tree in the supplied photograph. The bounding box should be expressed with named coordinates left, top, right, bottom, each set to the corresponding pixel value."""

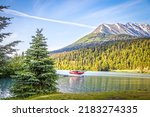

left=58, top=75, right=150, bottom=93
left=69, top=76, right=84, bottom=91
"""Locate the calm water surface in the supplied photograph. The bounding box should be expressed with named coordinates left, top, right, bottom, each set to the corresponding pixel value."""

left=57, top=70, right=150, bottom=93
left=0, top=70, right=150, bottom=98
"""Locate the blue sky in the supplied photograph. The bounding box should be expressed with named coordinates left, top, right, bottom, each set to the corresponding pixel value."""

left=0, top=0, right=150, bottom=53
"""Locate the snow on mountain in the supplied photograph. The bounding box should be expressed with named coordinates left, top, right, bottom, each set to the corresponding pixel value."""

left=93, top=23, right=150, bottom=37
left=52, top=23, right=150, bottom=53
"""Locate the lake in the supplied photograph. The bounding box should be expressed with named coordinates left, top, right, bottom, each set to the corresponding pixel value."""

left=0, top=70, right=150, bottom=98
left=0, top=78, right=12, bottom=98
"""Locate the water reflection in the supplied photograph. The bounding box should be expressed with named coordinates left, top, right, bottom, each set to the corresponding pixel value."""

left=0, top=78, right=12, bottom=98
left=58, top=76, right=150, bottom=93
left=0, top=71, right=150, bottom=98
left=69, top=77, right=84, bottom=87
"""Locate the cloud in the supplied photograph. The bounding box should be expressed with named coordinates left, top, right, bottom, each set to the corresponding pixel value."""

left=4, top=9, right=96, bottom=29
left=82, top=0, right=142, bottom=22
left=93, top=0, right=142, bottom=15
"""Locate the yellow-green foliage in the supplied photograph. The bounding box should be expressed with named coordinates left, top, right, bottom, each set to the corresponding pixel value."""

left=52, top=39, right=150, bottom=73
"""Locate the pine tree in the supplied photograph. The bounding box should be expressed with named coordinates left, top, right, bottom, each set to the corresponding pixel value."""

left=52, top=39, right=150, bottom=73
left=0, top=6, right=20, bottom=76
left=11, top=29, right=58, bottom=97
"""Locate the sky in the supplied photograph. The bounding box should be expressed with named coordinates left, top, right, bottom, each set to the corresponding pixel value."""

left=0, top=0, right=150, bottom=53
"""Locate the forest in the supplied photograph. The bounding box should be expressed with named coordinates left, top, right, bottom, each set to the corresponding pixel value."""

left=51, top=39, right=150, bottom=73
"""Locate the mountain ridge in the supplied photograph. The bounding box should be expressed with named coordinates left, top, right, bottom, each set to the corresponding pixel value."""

left=93, top=23, right=150, bottom=37
left=52, top=23, right=150, bottom=53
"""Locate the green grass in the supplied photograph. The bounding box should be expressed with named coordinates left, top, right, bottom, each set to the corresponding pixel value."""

left=7, top=91, right=150, bottom=100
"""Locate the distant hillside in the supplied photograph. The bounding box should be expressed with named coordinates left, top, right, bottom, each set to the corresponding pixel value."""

left=52, top=34, right=138, bottom=53
left=52, top=23, right=150, bottom=53
left=51, top=38, right=150, bottom=73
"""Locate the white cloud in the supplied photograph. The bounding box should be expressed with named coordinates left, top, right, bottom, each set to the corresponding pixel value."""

left=80, top=0, right=142, bottom=23
left=92, top=0, right=142, bottom=16
left=4, top=9, right=96, bottom=29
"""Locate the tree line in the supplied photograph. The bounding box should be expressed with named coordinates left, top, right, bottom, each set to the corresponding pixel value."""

left=52, top=39, right=150, bottom=73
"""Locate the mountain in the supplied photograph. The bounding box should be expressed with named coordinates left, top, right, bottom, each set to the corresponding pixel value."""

left=52, top=23, right=150, bottom=53
left=93, top=23, right=150, bottom=36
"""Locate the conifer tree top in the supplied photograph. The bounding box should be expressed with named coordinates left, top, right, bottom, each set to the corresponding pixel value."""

left=26, top=29, right=48, bottom=60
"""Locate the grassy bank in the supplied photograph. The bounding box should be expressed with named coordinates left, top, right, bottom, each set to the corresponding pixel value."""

left=7, top=91, right=150, bottom=100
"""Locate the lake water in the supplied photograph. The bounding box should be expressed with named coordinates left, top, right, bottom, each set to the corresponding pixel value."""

left=0, top=78, right=12, bottom=98
left=0, top=70, right=150, bottom=98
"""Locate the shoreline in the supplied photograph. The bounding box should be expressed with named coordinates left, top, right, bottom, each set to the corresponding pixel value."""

left=111, top=69, right=150, bottom=74
left=57, top=69, right=150, bottom=74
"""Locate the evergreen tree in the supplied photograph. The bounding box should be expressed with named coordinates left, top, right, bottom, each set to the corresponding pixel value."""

left=52, top=39, right=150, bottom=73
left=0, top=6, right=20, bottom=77
left=11, top=29, right=58, bottom=97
